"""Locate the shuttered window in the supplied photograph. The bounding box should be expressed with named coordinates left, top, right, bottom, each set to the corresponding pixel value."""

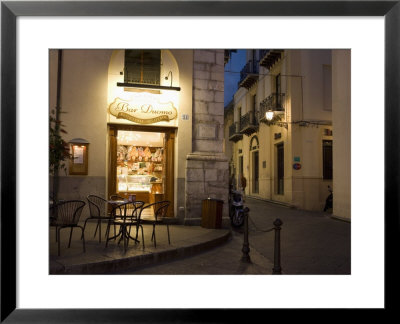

left=124, top=50, right=161, bottom=86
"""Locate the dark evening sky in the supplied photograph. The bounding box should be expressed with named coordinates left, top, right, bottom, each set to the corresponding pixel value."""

left=224, top=49, right=247, bottom=106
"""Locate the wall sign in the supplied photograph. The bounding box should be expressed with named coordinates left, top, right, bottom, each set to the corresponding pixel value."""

left=69, top=140, right=89, bottom=175
left=109, top=96, right=178, bottom=125
left=294, top=156, right=300, bottom=162
left=293, top=163, right=301, bottom=170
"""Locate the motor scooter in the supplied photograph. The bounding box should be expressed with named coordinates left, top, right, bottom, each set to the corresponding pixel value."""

left=323, top=185, right=333, bottom=212
left=229, top=189, right=245, bottom=227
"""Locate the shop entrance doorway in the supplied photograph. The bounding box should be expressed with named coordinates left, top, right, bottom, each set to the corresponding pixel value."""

left=108, top=125, right=175, bottom=217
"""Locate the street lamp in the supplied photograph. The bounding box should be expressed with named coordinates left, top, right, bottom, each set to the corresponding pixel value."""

left=266, top=109, right=284, bottom=121
left=265, top=110, right=275, bottom=121
left=261, top=93, right=285, bottom=123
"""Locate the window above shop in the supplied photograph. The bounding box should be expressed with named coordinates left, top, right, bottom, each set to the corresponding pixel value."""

left=117, top=49, right=180, bottom=91
left=124, top=50, right=161, bottom=86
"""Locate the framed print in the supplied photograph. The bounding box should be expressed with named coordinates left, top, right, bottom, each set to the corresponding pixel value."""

left=1, top=0, right=399, bottom=322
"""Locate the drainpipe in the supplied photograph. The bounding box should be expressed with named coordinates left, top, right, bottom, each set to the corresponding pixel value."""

left=52, top=49, right=62, bottom=203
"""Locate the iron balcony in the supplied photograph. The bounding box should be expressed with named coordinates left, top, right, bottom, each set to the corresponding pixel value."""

left=229, top=122, right=243, bottom=142
left=239, top=111, right=259, bottom=136
left=238, top=60, right=259, bottom=89
left=259, top=49, right=284, bottom=70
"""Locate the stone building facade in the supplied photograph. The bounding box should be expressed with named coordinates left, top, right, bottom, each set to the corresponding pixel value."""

left=224, top=49, right=351, bottom=220
left=185, top=50, right=229, bottom=226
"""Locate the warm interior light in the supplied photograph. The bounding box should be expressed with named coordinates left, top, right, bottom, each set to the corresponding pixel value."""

left=266, top=111, right=274, bottom=121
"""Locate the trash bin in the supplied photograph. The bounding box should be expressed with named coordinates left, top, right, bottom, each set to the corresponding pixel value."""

left=201, top=198, right=224, bottom=229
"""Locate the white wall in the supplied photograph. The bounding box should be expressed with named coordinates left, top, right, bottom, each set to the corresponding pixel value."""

left=49, top=49, right=112, bottom=207
left=332, top=50, right=351, bottom=220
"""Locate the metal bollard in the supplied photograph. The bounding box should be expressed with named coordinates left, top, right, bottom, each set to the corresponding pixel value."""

left=241, top=207, right=251, bottom=263
left=272, top=218, right=283, bottom=274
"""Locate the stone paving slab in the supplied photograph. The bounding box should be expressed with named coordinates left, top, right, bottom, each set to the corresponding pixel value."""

left=120, top=229, right=276, bottom=275
left=49, top=221, right=231, bottom=274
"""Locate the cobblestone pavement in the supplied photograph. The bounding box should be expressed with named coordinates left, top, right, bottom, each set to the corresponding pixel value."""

left=244, top=197, right=351, bottom=275
left=120, top=197, right=350, bottom=275
left=118, top=229, right=274, bottom=274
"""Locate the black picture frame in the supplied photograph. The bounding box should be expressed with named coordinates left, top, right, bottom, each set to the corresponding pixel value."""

left=1, top=0, right=399, bottom=322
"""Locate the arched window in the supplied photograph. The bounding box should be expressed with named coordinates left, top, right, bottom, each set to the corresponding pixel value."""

left=250, top=136, right=259, bottom=151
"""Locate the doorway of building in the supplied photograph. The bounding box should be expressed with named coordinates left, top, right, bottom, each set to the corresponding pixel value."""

left=238, top=154, right=243, bottom=188
left=252, top=151, right=259, bottom=193
left=323, top=140, right=333, bottom=180
left=116, top=130, right=165, bottom=203
left=108, top=125, right=175, bottom=217
left=250, top=136, right=259, bottom=194
left=276, top=142, right=284, bottom=195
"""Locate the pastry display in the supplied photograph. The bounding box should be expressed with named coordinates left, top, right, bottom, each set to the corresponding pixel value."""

left=116, top=145, right=164, bottom=194
left=117, top=146, right=127, bottom=163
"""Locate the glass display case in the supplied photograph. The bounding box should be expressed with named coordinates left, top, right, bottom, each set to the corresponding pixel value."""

left=116, top=144, right=165, bottom=195
left=117, top=174, right=153, bottom=192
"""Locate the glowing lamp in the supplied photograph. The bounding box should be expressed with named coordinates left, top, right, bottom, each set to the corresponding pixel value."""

left=265, top=111, right=274, bottom=121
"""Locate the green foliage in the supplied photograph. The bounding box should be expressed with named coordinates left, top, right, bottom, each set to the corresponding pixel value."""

left=49, top=108, right=70, bottom=175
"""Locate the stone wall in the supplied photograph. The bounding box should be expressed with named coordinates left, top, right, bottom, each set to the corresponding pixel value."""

left=185, top=50, right=229, bottom=227
left=192, top=49, right=225, bottom=153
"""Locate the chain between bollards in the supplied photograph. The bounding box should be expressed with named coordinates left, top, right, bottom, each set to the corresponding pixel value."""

left=241, top=209, right=283, bottom=274
left=241, top=207, right=251, bottom=263
left=272, top=218, right=283, bottom=274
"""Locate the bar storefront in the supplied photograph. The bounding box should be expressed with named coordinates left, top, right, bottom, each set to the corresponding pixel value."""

left=49, top=48, right=229, bottom=225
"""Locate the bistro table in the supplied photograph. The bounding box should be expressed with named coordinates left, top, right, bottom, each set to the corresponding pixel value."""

left=107, top=199, right=127, bottom=205
left=106, top=199, right=141, bottom=248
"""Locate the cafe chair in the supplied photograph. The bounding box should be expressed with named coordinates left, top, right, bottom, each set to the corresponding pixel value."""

left=105, top=200, right=145, bottom=252
left=85, top=195, right=115, bottom=243
left=140, top=200, right=171, bottom=248
left=50, top=200, right=86, bottom=256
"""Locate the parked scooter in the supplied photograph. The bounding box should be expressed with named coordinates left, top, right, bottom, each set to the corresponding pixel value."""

left=229, top=189, right=245, bottom=227
left=323, top=185, right=333, bottom=212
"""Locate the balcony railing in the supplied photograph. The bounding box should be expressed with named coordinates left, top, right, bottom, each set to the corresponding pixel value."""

left=259, top=49, right=270, bottom=59
left=229, top=122, right=243, bottom=142
left=259, top=50, right=283, bottom=69
left=259, top=93, right=285, bottom=122
left=224, top=49, right=237, bottom=65
left=240, top=111, right=259, bottom=136
left=238, top=60, right=259, bottom=89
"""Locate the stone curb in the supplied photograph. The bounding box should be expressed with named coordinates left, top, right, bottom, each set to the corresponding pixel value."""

left=50, top=230, right=232, bottom=274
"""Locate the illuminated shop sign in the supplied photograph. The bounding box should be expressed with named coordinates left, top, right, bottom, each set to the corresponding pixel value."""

left=109, top=96, right=178, bottom=125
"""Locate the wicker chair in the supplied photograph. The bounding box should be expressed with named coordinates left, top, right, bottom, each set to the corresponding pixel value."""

left=106, top=200, right=145, bottom=252
left=85, top=195, right=115, bottom=243
left=140, top=201, right=171, bottom=248
left=50, top=200, right=86, bottom=256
